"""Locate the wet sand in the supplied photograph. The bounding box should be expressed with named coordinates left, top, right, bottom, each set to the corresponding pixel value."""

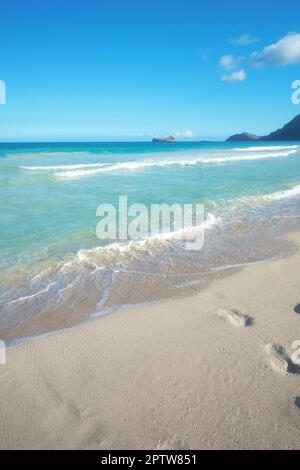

left=0, top=233, right=300, bottom=449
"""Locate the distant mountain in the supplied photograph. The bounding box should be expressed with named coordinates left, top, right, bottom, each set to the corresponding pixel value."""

left=152, top=136, right=176, bottom=142
left=260, top=115, right=300, bottom=141
left=227, top=132, right=259, bottom=142
left=227, top=115, right=300, bottom=142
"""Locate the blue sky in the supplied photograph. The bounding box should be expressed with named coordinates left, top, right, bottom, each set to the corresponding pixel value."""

left=1, top=0, right=300, bottom=141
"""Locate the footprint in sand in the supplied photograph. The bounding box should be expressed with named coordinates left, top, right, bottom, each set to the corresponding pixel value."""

left=217, top=308, right=253, bottom=328
left=265, top=342, right=300, bottom=375
left=155, top=436, right=185, bottom=450
left=294, top=304, right=300, bottom=315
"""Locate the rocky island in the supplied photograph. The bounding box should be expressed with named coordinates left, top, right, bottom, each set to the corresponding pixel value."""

left=152, top=136, right=177, bottom=142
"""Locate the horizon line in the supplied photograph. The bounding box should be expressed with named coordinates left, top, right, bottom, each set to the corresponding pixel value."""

left=0, top=139, right=223, bottom=144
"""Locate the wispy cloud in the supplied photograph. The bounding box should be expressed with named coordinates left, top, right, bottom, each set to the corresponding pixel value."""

left=182, top=130, right=195, bottom=138
left=251, top=32, right=300, bottom=66
left=221, top=69, right=246, bottom=83
left=230, top=34, right=259, bottom=46
left=219, top=54, right=244, bottom=70
left=174, top=130, right=195, bottom=138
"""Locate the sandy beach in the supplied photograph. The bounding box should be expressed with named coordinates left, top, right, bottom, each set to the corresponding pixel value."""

left=0, top=232, right=299, bottom=450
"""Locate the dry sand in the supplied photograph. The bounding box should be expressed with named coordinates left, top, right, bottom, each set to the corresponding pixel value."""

left=0, top=233, right=300, bottom=449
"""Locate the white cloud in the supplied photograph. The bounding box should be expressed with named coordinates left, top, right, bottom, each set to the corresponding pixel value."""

left=221, top=69, right=246, bottom=83
left=251, top=32, right=300, bottom=66
left=230, top=34, right=259, bottom=46
left=182, top=130, right=195, bottom=138
left=219, top=54, right=244, bottom=70
left=174, top=130, right=195, bottom=138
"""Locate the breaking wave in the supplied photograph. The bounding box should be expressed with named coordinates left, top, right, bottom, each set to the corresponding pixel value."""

left=265, top=184, right=300, bottom=201
left=45, top=149, right=297, bottom=179
left=233, top=145, right=299, bottom=152
left=20, top=163, right=107, bottom=171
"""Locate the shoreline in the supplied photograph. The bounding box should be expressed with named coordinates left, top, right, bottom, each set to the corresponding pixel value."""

left=4, top=251, right=289, bottom=349
left=2, top=215, right=298, bottom=347
left=0, top=232, right=300, bottom=449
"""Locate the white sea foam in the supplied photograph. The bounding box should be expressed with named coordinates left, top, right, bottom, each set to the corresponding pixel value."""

left=76, top=212, right=219, bottom=267
left=265, top=184, right=300, bottom=201
left=13, top=151, right=92, bottom=158
left=20, top=163, right=107, bottom=171
left=5, top=282, right=56, bottom=306
left=54, top=160, right=183, bottom=177
left=202, top=149, right=296, bottom=163
left=54, top=150, right=296, bottom=178
left=221, top=182, right=300, bottom=209
left=233, top=145, right=299, bottom=152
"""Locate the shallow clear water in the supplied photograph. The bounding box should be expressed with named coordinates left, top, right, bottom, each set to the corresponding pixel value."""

left=1, top=141, right=300, bottom=343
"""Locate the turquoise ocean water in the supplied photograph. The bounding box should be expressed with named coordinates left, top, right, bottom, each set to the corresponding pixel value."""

left=1, top=141, right=300, bottom=343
